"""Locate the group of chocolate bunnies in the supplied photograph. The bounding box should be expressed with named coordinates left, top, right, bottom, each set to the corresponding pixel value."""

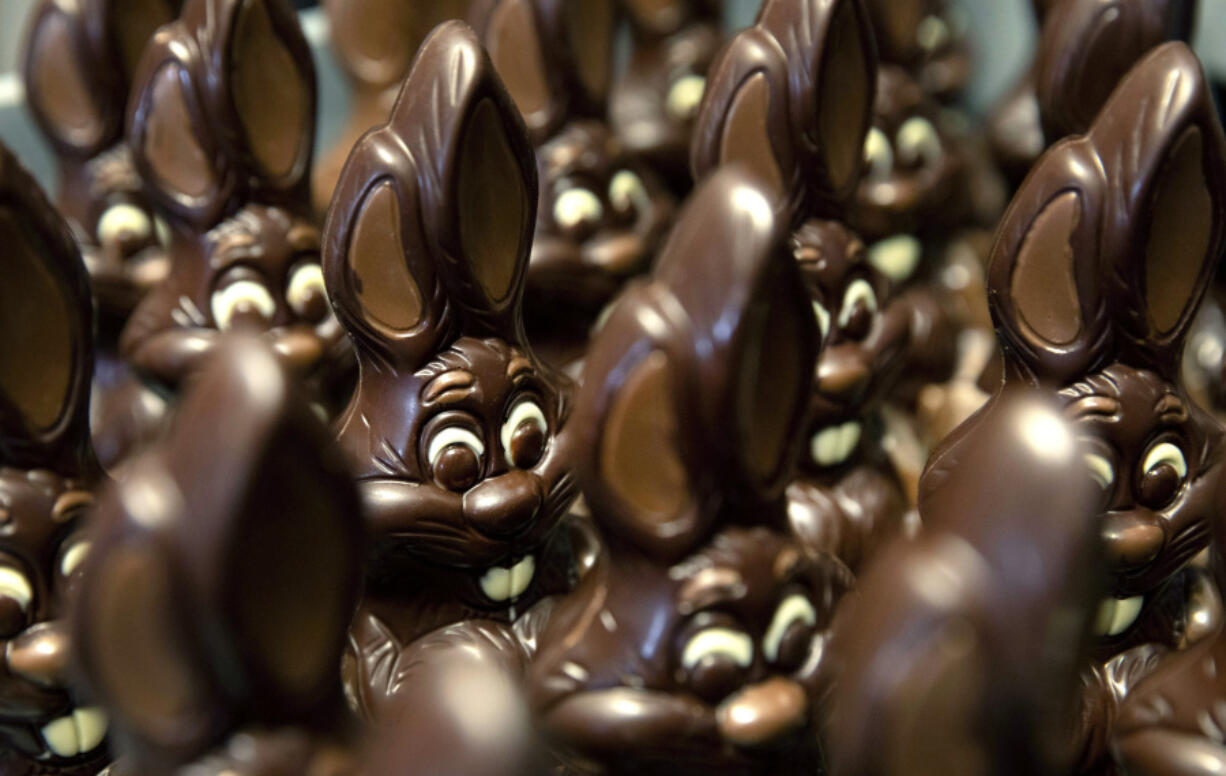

left=4, top=0, right=1226, bottom=773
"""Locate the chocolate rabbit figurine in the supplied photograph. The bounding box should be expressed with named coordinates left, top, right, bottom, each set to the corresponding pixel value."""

left=527, top=165, right=852, bottom=775
left=0, top=142, right=110, bottom=774
left=969, top=42, right=1226, bottom=772
left=609, top=0, right=724, bottom=195
left=22, top=0, right=181, bottom=472
left=321, top=21, right=583, bottom=720
left=118, top=0, right=351, bottom=410
left=469, top=0, right=676, bottom=370
left=71, top=336, right=364, bottom=776
left=312, top=0, right=471, bottom=214
left=692, top=0, right=915, bottom=569
left=862, top=0, right=971, bottom=104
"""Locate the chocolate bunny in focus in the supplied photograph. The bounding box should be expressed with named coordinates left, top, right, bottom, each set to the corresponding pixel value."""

left=469, top=0, right=676, bottom=370
left=118, top=0, right=352, bottom=412
left=22, top=0, right=181, bottom=472
left=321, top=21, right=583, bottom=721
left=528, top=165, right=851, bottom=775
left=0, top=142, right=110, bottom=774
left=692, top=0, right=913, bottom=571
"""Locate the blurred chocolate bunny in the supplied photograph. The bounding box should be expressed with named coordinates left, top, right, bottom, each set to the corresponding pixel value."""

left=469, top=0, right=676, bottom=370
left=22, top=0, right=181, bottom=472
left=0, top=142, right=110, bottom=774
left=528, top=165, right=851, bottom=775
left=320, top=21, right=584, bottom=720
left=692, top=0, right=914, bottom=569
left=118, top=0, right=352, bottom=412
left=862, top=0, right=971, bottom=104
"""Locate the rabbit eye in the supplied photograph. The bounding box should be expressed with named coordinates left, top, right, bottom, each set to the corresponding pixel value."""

left=839, top=279, right=877, bottom=340
left=896, top=117, right=942, bottom=168
left=666, top=73, right=707, bottom=121
left=1138, top=442, right=1187, bottom=508
left=680, top=627, right=753, bottom=703
left=501, top=401, right=548, bottom=470
left=211, top=279, right=276, bottom=330
left=287, top=263, right=329, bottom=322
left=60, top=540, right=92, bottom=577
left=863, top=127, right=893, bottom=183
left=0, top=566, right=32, bottom=638
left=1084, top=452, right=1115, bottom=492
left=609, top=170, right=649, bottom=216
left=916, top=14, right=951, bottom=53
left=428, top=427, right=485, bottom=492
left=96, top=203, right=152, bottom=253
left=554, top=188, right=603, bottom=232
left=812, top=301, right=831, bottom=341
left=763, top=594, right=818, bottom=669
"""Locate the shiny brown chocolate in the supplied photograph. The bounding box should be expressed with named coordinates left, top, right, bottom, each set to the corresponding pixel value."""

left=72, top=336, right=364, bottom=774
left=0, top=142, right=108, bottom=773
left=862, top=0, right=971, bottom=103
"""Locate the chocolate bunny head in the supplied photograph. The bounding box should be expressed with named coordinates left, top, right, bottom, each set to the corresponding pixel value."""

left=0, top=143, right=106, bottom=771
left=862, top=0, right=971, bottom=102
left=118, top=0, right=344, bottom=393
left=529, top=167, right=850, bottom=773
left=978, top=42, right=1226, bottom=655
left=72, top=336, right=363, bottom=774
left=324, top=22, right=576, bottom=614
left=22, top=0, right=178, bottom=319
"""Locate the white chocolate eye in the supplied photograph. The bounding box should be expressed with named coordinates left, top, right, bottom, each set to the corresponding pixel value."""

left=211, top=280, right=276, bottom=330
left=917, top=14, right=951, bottom=53
left=0, top=567, right=32, bottom=612
left=681, top=627, right=754, bottom=671
left=427, top=427, right=486, bottom=469
left=96, top=203, right=152, bottom=248
left=1143, top=442, right=1187, bottom=480
left=863, top=127, right=893, bottom=182
left=609, top=170, right=649, bottom=215
left=813, top=302, right=831, bottom=340
left=60, top=541, right=91, bottom=577
left=896, top=117, right=942, bottom=168
left=1084, top=453, right=1115, bottom=491
left=839, top=279, right=877, bottom=327
left=666, top=73, right=707, bottom=120
left=763, top=594, right=817, bottom=663
left=554, top=188, right=603, bottom=231
left=501, top=401, right=547, bottom=463
left=287, top=263, right=328, bottom=316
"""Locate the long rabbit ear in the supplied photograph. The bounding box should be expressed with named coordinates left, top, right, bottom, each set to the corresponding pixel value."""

left=326, top=0, right=469, bottom=92
left=1036, top=0, right=1197, bottom=143
left=73, top=336, right=363, bottom=769
left=538, top=0, right=618, bottom=116
left=0, top=143, right=95, bottom=474
left=1092, top=43, right=1226, bottom=375
left=575, top=166, right=811, bottom=563
left=862, top=0, right=925, bottom=64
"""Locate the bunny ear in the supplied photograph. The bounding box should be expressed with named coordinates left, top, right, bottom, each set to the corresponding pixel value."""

left=547, top=0, right=617, bottom=112
left=863, top=0, right=925, bottom=63
left=326, top=0, right=468, bottom=90
left=1092, top=43, right=1226, bottom=372
left=1036, top=0, right=1196, bottom=143
left=94, top=0, right=180, bottom=88
left=74, top=336, right=362, bottom=767
left=575, top=167, right=809, bottom=562
left=469, top=0, right=565, bottom=141
left=0, top=143, right=95, bottom=474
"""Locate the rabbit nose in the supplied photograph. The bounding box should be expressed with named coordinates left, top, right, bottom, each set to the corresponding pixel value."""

left=1100, top=511, right=1165, bottom=570
left=817, top=348, right=870, bottom=403
left=6, top=621, right=70, bottom=688
left=716, top=677, right=808, bottom=748
left=462, top=471, right=543, bottom=538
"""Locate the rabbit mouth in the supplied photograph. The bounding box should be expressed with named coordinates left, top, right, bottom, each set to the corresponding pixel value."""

left=2, top=706, right=109, bottom=763
left=477, top=555, right=536, bottom=603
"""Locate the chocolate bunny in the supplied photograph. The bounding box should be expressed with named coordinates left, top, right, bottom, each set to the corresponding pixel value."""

left=608, top=0, right=724, bottom=195
left=71, top=336, right=364, bottom=776
left=692, top=0, right=914, bottom=569
left=527, top=165, right=852, bottom=775
left=967, top=42, right=1226, bottom=771
left=862, top=0, right=971, bottom=104
left=313, top=0, right=471, bottom=214
left=118, top=0, right=351, bottom=410
left=22, top=0, right=181, bottom=472
left=321, top=21, right=583, bottom=718
left=0, top=142, right=109, bottom=774
left=469, top=0, right=676, bottom=370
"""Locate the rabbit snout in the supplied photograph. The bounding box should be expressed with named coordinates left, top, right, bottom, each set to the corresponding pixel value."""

left=817, top=345, right=871, bottom=405
left=1100, top=510, right=1165, bottom=570
left=715, top=676, right=808, bottom=749
left=462, top=470, right=544, bottom=539
left=5, top=621, right=70, bottom=688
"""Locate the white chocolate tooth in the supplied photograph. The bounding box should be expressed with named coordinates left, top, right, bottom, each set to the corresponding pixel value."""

left=1092, top=598, right=1117, bottom=636
left=1108, top=596, right=1144, bottom=637
left=840, top=421, right=862, bottom=462
left=480, top=566, right=512, bottom=602
left=869, top=235, right=923, bottom=283
left=42, top=716, right=79, bottom=758
left=74, top=707, right=108, bottom=752
left=811, top=427, right=842, bottom=467
left=509, top=556, right=536, bottom=599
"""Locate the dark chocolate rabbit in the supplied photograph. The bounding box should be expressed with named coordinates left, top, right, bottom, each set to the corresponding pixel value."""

left=469, top=0, right=675, bottom=369
left=320, top=21, right=582, bottom=719
left=692, top=0, right=914, bottom=570
left=118, top=0, right=351, bottom=409
left=527, top=165, right=851, bottom=775
left=0, top=143, right=109, bottom=774
left=22, top=0, right=181, bottom=472
left=71, top=336, right=364, bottom=776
